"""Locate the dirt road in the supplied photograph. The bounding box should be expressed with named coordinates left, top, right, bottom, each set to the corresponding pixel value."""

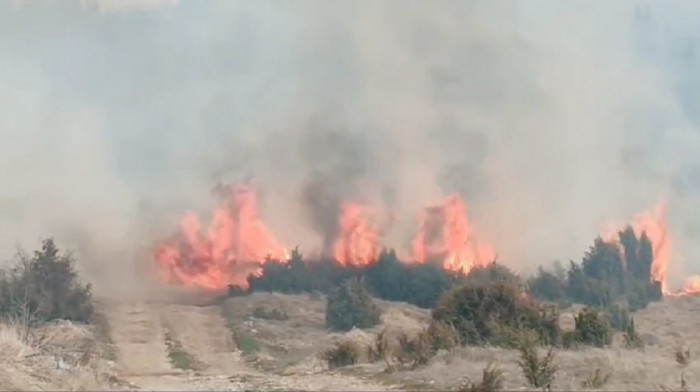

left=99, top=294, right=393, bottom=391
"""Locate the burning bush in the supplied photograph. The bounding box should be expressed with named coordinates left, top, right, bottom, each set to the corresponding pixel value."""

left=325, top=277, right=381, bottom=331
left=529, top=226, right=663, bottom=312
left=0, top=239, right=93, bottom=324
left=432, top=280, right=561, bottom=348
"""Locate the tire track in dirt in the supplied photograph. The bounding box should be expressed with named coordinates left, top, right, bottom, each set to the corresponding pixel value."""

left=101, top=296, right=394, bottom=391
left=159, top=303, right=244, bottom=375
left=102, top=300, right=175, bottom=378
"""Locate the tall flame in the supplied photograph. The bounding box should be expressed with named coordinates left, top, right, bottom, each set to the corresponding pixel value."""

left=630, top=199, right=672, bottom=294
left=333, top=203, right=380, bottom=267
left=412, top=195, right=495, bottom=274
left=154, top=184, right=288, bottom=290
left=603, top=198, right=700, bottom=297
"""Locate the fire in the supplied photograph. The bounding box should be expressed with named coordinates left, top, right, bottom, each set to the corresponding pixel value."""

left=604, top=198, right=700, bottom=297
left=412, top=195, right=495, bottom=274
left=678, top=276, right=700, bottom=297
left=630, top=199, right=672, bottom=294
left=333, top=203, right=380, bottom=267
left=154, top=184, right=499, bottom=290
left=154, top=184, right=288, bottom=290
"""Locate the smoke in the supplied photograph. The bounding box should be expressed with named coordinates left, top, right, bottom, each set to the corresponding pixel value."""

left=2, top=0, right=700, bottom=293
left=80, top=0, right=178, bottom=14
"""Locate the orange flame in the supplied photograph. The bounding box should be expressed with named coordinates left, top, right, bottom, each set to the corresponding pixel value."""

left=603, top=198, right=700, bottom=297
left=154, top=184, right=288, bottom=290
left=631, top=199, right=672, bottom=294
left=333, top=203, right=380, bottom=267
left=412, top=195, right=495, bottom=274
left=677, top=276, right=700, bottom=297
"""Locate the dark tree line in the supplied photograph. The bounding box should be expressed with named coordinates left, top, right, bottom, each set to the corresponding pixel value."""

left=247, top=248, right=463, bottom=309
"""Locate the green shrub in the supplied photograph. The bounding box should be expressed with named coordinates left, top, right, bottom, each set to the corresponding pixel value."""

left=251, top=306, right=289, bottom=321
left=432, top=281, right=561, bottom=347
left=0, top=239, right=93, bottom=324
left=325, top=277, right=381, bottom=331
left=563, top=307, right=612, bottom=348
left=426, top=320, right=460, bottom=351
left=570, top=228, right=662, bottom=310
left=528, top=265, right=568, bottom=302
left=461, top=364, right=505, bottom=392
left=517, top=333, right=558, bottom=391
left=606, top=302, right=631, bottom=331
left=321, top=340, right=360, bottom=369
left=247, top=248, right=340, bottom=294
left=363, top=250, right=459, bottom=308
left=466, top=262, right=521, bottom=287
left=623, top=317, right=644, bottom=350
left=232, top=329, right=260, bottom=355
left=164, top=331, right=202, bottom=370
left=395, top=330, right=434, bottom=369
left=248, top=249, right=459, bottom=309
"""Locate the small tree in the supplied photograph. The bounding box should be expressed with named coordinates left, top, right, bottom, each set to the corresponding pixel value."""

left=528, top=266, right=568, bottom=302
left=563, top=307, right=612, bottom=348
left=325, top=277, right=381, bottom=331
left=321, top=340, right=361, bottom=369
left=0, top=239, right=93, bottom=324
left=517, top=334, right=558, bottom=391
left=623, top=317, right=644, bottom=349
left=461, top=364, right=505, bottom=392
left=606, top=302, right=631, bottom=331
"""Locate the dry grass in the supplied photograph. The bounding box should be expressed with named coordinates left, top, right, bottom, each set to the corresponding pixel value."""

left=460, top=364, right=504, bottom=392
left=219, top=292, right=700, bottom=391
left=582, top=368, right=611, bottom=389
left=365, top=296, right=700, bottom=391
left=0, top=321, right=116, bottom=391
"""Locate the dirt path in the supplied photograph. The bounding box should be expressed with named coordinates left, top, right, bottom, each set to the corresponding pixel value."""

left=159, top=303, right=243, bottom=375
left=100, top=297, right=394, bottom=391
left=103, top=301, right=174, bottom=378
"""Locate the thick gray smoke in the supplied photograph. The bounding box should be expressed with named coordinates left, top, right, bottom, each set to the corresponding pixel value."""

left=2, top=0, right=700, bottom=293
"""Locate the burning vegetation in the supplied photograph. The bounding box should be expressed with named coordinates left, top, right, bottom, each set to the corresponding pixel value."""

left=412, top=195, right=496, bottom=274
left=154, top=184, right=289, bottom=290
left=153, top=181, right=698, bottom=305
left=333, top=203, right=380, bottom=267
left=154, top=182, right=496, bottom=292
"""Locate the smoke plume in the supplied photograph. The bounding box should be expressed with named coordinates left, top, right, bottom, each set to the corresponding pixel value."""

left=2, top=0, right=700, bottom=294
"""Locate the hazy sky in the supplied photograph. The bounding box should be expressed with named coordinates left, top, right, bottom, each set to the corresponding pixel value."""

left=2, top=0, right=700, bottom=291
